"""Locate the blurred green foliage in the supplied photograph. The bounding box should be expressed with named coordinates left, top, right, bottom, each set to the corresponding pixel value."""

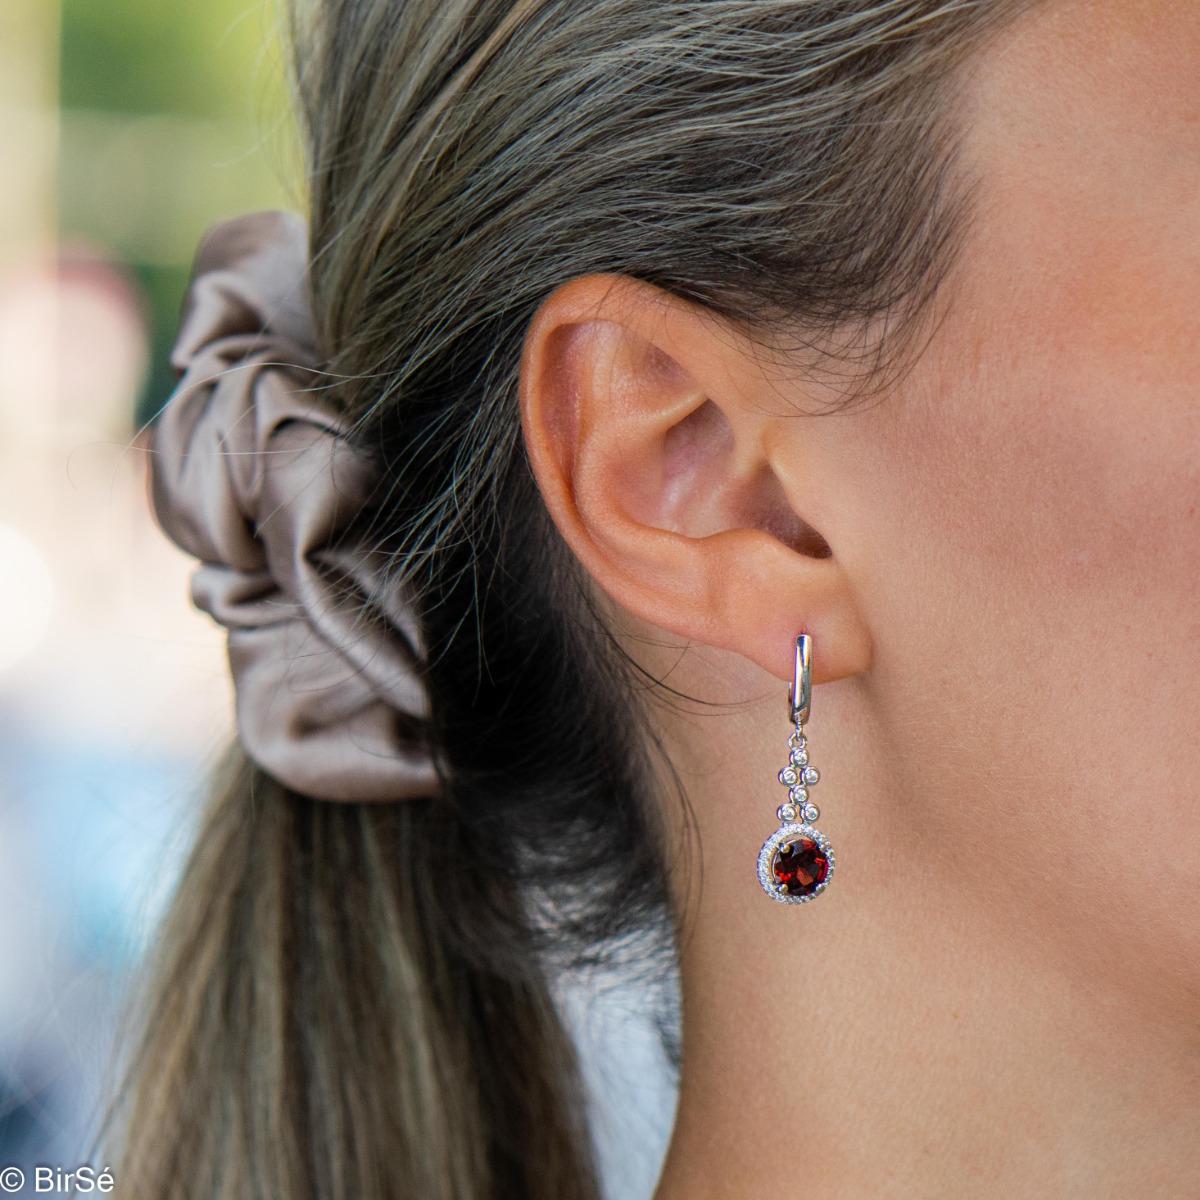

left=58, top=0, right=294, bottom=423
left=60, top=0, right=283, bottom=119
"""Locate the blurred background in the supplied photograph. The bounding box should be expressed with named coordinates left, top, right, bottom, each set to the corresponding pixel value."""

left=0, top=1, right=674, bottom=1195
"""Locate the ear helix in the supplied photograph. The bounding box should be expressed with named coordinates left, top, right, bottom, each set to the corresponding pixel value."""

left=756, top=633, right=835, bottom=903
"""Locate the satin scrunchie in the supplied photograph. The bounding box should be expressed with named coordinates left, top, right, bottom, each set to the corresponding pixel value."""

left=149, top=210, right=440, bottom=802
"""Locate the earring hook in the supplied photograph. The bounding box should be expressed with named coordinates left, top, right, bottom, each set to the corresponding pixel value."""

left=789, top=633, right=812, bottom=725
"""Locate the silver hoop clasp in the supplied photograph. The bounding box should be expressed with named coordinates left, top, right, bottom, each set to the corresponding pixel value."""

left=788, top=633, right=812, bottom=725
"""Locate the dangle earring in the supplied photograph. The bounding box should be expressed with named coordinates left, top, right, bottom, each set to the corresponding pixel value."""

left=757, top=633, right=835, bottom=903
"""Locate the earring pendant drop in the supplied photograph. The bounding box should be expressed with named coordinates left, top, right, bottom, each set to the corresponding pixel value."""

left=757, top=633, right=835, bottom=903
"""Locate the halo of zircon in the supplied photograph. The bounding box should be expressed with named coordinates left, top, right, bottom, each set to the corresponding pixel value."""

left=757, top=823, right=835, bottom=904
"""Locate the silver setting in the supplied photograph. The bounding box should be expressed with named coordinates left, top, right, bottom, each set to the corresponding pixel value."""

left=757, top=823, right=835, bottom=904
left=788, top=785, right=809, bottom=805
left=802, top=765, right=820, bottom=786
left=776, top=803, right=798, bottom=823
left=778, top=767, right=798, bottom=786
left=802, top=802, right=820, bottom=822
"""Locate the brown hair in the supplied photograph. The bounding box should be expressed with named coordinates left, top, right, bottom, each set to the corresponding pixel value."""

left=109, top=2, right=1027, bottom=1197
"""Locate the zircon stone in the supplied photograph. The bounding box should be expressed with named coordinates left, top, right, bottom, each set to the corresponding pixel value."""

left=790, top=746, right=809, bottom=766
left=772, top=836, right=830, bottom=897
left=788, top=785, right=809, bottom=805
left=802, top=766, right=820, bottom=786
left=778, top=767, right=798, bottom=786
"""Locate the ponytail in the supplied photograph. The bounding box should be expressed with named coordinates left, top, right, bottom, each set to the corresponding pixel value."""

left=111, top=748, right=602, bottom=1199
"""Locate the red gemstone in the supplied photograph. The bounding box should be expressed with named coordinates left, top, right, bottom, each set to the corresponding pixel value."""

left=772, top=837, right=829, bottom=896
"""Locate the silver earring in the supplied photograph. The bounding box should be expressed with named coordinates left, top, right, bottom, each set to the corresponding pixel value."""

left=757, top=633, right=835, bottom=903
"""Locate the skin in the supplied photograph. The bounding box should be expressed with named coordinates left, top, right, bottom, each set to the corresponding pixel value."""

left=520, top=1, right=1200, bottom=1197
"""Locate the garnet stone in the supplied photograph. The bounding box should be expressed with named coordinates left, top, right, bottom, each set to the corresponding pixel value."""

left=772, top=836, right=830, bottom=897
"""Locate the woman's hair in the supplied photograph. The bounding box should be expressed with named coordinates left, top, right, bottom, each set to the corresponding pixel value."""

left=110, top=2, right=1027, bottom=1197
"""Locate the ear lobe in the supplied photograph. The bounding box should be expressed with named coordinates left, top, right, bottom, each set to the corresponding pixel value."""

left=519, top=273, right=872, bottom=685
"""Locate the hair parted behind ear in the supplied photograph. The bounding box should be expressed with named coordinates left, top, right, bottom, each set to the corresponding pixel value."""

left=106, top=2, right=1032, bottom=1198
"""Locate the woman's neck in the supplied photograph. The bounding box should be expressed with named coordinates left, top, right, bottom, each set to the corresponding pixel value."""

left=647, top=656, right=1200, bottom=1200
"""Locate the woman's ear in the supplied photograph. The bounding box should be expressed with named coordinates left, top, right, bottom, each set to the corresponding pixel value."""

left=519, top=273, right=871, bottom=685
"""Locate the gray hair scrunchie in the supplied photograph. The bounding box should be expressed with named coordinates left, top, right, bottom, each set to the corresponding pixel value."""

left=149, top=209, right=440, bottom=802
